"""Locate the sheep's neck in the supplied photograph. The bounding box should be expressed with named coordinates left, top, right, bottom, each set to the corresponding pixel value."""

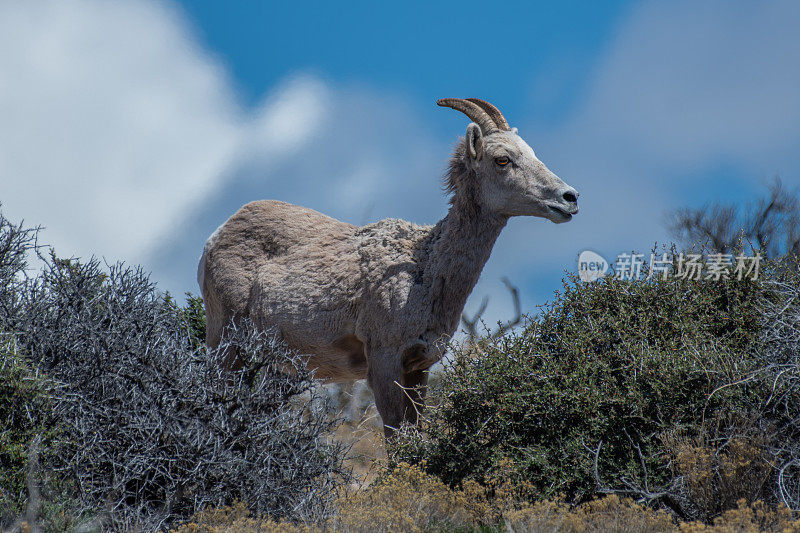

left=426, top=195, right=508, bottom=336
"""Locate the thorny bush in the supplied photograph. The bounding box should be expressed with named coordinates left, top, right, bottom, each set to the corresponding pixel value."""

left=395, top=251, right=800, bottom=522
left=0, top=205, right=350, bottom=531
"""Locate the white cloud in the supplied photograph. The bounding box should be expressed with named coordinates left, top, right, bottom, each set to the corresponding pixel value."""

left=245, top=77, right=330, bottom=155
left=0, top=0, right=333, bottom=266
left=0, top=0, right=243, bottom=261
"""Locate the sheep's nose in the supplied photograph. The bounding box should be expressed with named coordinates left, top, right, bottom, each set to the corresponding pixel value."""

left=562, top=190, right=579, bottom=203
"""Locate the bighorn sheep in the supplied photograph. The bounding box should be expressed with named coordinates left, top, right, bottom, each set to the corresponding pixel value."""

left=198, top=98, right=579, bottom=436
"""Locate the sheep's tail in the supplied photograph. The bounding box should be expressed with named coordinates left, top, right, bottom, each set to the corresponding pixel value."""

left=197, top=223, right=223, bottom=294
left=197, top=248, right=208, bottom=292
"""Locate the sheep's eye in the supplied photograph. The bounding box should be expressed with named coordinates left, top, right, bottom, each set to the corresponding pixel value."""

left=495, top=156, right=510, bottom=166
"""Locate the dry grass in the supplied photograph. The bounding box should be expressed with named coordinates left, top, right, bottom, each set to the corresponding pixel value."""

left=504, top=496, right=676, bottom=532
left=665, top=433, right=773, bottom=522
left=331, top=407, right=385, bottom=487
left=679, top=499, right=800, bottom=533
left=171, top=461, right=800, bottom=533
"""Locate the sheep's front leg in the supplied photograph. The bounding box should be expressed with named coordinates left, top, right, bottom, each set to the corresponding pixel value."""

left=401, top=368, right=428, bottom=426
left=367, top=347, right=431, bottom=438
left=366, top=348, right=405, bottom=438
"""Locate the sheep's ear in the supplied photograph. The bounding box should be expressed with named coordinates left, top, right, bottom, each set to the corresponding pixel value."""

left=466, top=123, right=484, bottom=160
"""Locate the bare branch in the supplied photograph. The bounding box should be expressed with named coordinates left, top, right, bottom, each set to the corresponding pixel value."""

left=8, top=252, right=351, bottom=530
left=460, top=296, right=488, bottom=342
left=460, top=277, right=522, bottom=344
left=667, top=177, right=800, bottom=259
left=488, top=277, right=522, bottom=340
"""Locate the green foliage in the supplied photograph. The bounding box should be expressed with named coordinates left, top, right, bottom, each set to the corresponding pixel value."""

left=394, top=262, right=800, bottom=520
left=0, top=343, right=53, bottom=522
left=163, top=291, right=208, bottom=350
left=181, top=292, right=207, bottom=349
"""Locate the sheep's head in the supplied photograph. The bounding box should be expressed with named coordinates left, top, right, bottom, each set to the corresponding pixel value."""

left=438, top=98, right=579, bottom=223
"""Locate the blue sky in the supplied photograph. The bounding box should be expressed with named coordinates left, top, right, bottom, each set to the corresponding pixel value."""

left=1, top=0, right=799, bottom=329
left=177, top=1, right=630, bottom=122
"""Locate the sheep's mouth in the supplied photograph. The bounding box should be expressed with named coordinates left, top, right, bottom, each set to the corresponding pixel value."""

left=547, top=205, right=574, bottom=221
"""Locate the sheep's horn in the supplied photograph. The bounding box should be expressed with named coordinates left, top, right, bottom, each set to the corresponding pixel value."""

left=465, top=98, right=510, bottom=131
left=437, top=98, right=499, bottom=134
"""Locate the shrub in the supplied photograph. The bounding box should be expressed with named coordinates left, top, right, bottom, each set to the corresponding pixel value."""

left=0, top=206, right=351, bottom=531
left=665, top=432, right=772, bottom=520
left=330, top=462, right=477, bottom=532
left=0, top=344, right=53, bottom=523
left=169, top=502, right=303, bottom=533
left=173, top=465, right=800, bottom=532
left=176, top=291, right=207, bottom=350
left=173, top=463, right=494, bottom=533
left=680, top=499, right=800, bottom=533
left=0, top=204, right=38, bottom=332
left=394, top=259, right=800, bottom=521
left=504, top=494, right=677, bottom=533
